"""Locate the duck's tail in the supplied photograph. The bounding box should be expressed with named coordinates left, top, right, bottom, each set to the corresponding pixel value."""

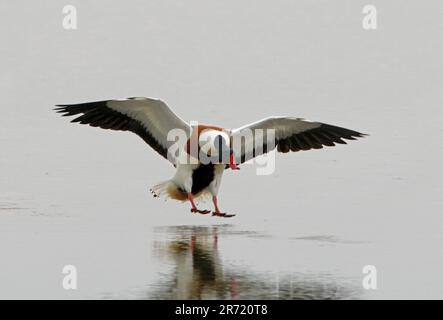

left=149, top=180, right=210, bottom=202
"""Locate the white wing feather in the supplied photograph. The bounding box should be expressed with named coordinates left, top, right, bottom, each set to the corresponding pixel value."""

left=55, top=97, right=190, bottom=165
left=231, top=116, right=366, bottom=164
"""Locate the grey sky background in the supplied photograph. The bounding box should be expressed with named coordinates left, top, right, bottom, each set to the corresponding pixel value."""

left=1, top=1, right=443, bottom=299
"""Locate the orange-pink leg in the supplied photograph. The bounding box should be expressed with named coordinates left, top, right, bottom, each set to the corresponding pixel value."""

left=230, top=276, right=238, bottom=299
left=212, top=196, right=235, bottom=218
left=229, top=153, right=240, bottom=170
left=188, top=193, right=210, bottom=214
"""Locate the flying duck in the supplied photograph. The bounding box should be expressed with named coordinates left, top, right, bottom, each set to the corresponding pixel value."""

left=55, top=97, right=366, bottom=217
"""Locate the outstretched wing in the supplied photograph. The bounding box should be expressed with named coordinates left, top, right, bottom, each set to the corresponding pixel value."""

left=55, top=97, right=190, bottom=165
left=230, top=116, right=367, bottom=164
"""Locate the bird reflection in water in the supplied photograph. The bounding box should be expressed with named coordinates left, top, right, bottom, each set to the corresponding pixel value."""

left=152, top=225, right=235, bottom=299
left=149, top=225, right=361, bottom=300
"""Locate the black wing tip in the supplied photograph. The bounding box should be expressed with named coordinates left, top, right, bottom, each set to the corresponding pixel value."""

left=54, top=105, right=76, bottom=117
left=54, top=101, right=109, bottom=118
left=284, top=125, right=368, bottom=153
left=321, top=123, right=369, bottom=139
left=347, top=132, right=368, bottom=139
left=54, top=104, right=72, bottom=110
left=347, top=132, right=369, bottom=140
left=54, top=105, right=69, bottom=115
